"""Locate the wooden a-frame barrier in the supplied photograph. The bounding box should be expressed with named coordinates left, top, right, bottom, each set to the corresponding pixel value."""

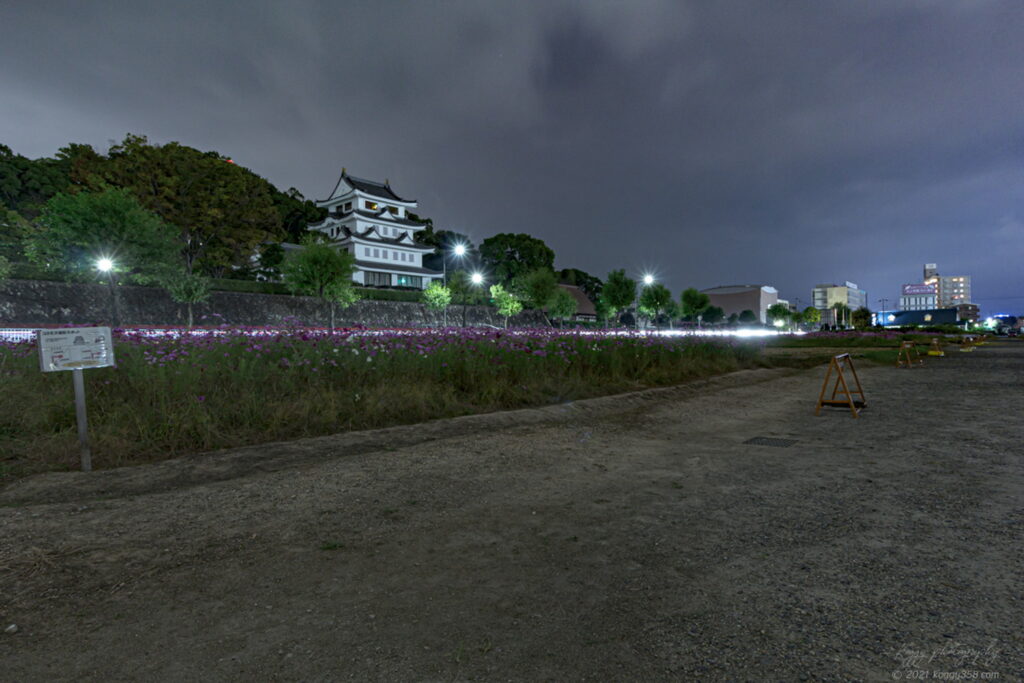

left=815, top=353, right=867, bottom=418
left=896, top=341, right=923, bottom=368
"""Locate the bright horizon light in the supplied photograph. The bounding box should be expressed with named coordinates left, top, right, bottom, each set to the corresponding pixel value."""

left=97, top=258, right=114, bottom=272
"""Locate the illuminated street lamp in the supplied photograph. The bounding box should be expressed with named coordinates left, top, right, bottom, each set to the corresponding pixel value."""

left=470, top=272, right=484, bottom=285
left=642, top=274, right=654, bottom=286
left=96, top=257, right=120, bottom=328
left=443, top=243, right=468, bottom=286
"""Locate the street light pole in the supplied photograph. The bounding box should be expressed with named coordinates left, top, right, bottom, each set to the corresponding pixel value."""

left=97, top=258, right=120, bottom=328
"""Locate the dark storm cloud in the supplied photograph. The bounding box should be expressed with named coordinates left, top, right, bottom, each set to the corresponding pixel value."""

left=2, top=0, right=1021, bottom=312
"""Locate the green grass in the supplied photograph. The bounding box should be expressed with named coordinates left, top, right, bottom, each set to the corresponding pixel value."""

left=0, top=330, right=766, bottom=481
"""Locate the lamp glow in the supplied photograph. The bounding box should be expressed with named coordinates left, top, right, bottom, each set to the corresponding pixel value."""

left=453, top=244, right=467, bottom=257
left=773, top=319, right=785, bottom=328
left=97, top=258, right=114, bottom=272
left=470, top=272, right=484, bottom=285
left=642, top=274, right=654, bottom=286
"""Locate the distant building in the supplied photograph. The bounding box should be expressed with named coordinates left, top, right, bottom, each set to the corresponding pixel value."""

left=307, top=170, right=442, bottom=289
left=899, top=284, right=937, bottom=311
left=876, top=308, right=965, bottom=328
left=812, top=281, right=867, bottom=325
left=921, top=263, right=971, bottom=307
left=702, top=285, right=778, bottom=324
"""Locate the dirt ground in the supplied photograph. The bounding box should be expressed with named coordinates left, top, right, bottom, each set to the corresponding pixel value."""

left=1, top=343, right=1021, bottom=681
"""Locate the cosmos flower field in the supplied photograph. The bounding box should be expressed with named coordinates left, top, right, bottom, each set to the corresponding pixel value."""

left=0, top=326, right=765, bottom=478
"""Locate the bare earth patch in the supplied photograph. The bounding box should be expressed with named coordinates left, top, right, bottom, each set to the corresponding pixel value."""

left=1, top=344, right=1022, bottom=680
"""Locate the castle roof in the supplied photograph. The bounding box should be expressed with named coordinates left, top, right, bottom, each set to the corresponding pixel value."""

left=322, top=170, right=414, bottom=203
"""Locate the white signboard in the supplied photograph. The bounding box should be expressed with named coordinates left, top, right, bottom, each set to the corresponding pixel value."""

left=38, top=327, right=115, bottom=373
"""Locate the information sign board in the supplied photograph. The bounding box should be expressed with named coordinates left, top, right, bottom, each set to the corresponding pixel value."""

left=38, top=327, right=115, bottom=373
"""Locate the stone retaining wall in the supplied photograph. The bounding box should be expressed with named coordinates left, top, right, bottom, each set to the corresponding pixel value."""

left=0, top=279, right=547, bottom=328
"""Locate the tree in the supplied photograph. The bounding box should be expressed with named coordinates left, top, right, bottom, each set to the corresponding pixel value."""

left=558, top=268, right=602, bottom=302
left=767, top=303, right=791, bottom=326
left=27, top=188, right=179, bottom=284
left=0, top=254, right=10, bottom=286
left=98, top=134, right=283, bottom=276
left=281, top=237, right=359, bottom=328
left=831, top=302, right=851, bottom=329
left=601, top=269, right=636, bottom=326
left=272, top=187, right=327, bottom=244
left=727, top=312, right=739, bottom=326
left=547, top=287, right=577, bottom=327
left=638, top=283, right=673, bottom=328
left=802, top=306, right=821, bottom=326
left=680, top=287, right=711, bottom=325
left=738, top=309, right=758, bottom=325
left=489, top=284, right=523, bottom=328
left=514, top=267, right=558, bottom=325
left=479, top=233, right=555, bottom=286
left=702, top=305, right=725, bottom=325
left=594, top=297, right=615, bottom=327
left=851, top=306, right=872, bottom=330
left=163, top=271, right=211, bottom=328
left=422, top=281, right=453, bottom=326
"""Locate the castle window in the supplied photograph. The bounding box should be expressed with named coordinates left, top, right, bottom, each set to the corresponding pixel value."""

left=373, top=248, right=380, bottom=258
left=364, top=247, right=370, bottom=256
left=388, top=206, right=398, bottom=215
left=365, top=200, right=378, bottom=211
left=344, top=202, right=352, bottom=212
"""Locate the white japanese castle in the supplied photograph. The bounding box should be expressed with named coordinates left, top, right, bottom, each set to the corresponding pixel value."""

left=307, top=170, right=442, bottom=289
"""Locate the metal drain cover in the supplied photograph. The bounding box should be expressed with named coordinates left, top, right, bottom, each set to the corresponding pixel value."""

left=743, top=437, right=798, bottom=448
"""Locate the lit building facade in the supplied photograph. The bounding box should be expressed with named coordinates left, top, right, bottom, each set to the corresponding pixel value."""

left=899, top=284, right=937, bottom=311
left=308, top=170, right=442, bottom=289
left=812, top=281, right=867, bottom=325
left=922, top=263, right=971, bottom=307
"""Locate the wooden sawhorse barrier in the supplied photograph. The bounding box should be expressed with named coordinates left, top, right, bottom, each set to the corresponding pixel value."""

left=815, top=353, right=867, bottom=418
left=927, top=338, right=945, bottom=357
left=897, top=340, right=923, bottom=368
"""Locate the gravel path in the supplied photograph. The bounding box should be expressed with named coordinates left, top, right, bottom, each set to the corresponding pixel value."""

left=1, top=343, right=1021, bottom=681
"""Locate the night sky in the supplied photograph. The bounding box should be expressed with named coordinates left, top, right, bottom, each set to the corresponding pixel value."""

left=2, top=1, right=1022, bottom=313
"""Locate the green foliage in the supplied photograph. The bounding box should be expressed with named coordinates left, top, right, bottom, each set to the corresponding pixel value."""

left=96, top=134, right=283, bottom=276
left=0, top=143, right=73, bottom=216
left=479, top=233, right=555, bottom=285
left=601, top=269, right=637, bottom=319
left=738, top=309, right=758, bottom=324
left=272, top=187, right=327, bottom=243
left=702, top=305, right=725, bottom=325
left=851, top=306, right=873, bottom=330
left=281, top=238, right=359, bottom=327
left=802, top=306, right=821, bottom=325
left=515, top=267, right=558, bottom=310
left=447, top=269, right=488, bottom=306
left=766, top=303, right=791, bottom=324
left=680, top=288, right=711, bottom=321
left=0, top=254, right=10, bottom=285
left=356, top=287, right=423, bottom=303
left=728, top=312, right=739, bottom=325
left=27, top=188, right=179, bottom=284
left=163, top=271, right=212, bottom=328
left=489, top=283, right=523, bottom=327
left=558, top=268, right=603, bottom=302
left=548, top=287, right=578, bottom=323
left=422, top=281, right=453, bottom=310
left=0, top=209, right=31, bottom=262
left=638, top=283, right=673, bottom=325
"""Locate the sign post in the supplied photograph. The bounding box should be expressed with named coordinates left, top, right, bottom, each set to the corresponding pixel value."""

left=37, top=327, right=115, bottom=472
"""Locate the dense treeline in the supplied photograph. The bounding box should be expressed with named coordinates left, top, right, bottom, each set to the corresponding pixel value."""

left=0, top=135, right=325, bottom=277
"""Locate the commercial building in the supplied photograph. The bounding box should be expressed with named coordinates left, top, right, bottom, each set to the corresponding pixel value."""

left=701, top=285, right=778, bottom=324
left=812, top=281, right=867, bottom=326
left=307, top=170, right=442, bottom=289
left=899, top=284, right=937, bottom=311
left=921, top=263, right=971, bottom=307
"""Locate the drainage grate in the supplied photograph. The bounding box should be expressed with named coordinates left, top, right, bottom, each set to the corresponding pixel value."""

left=743, top=436, right=798, bottom=448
